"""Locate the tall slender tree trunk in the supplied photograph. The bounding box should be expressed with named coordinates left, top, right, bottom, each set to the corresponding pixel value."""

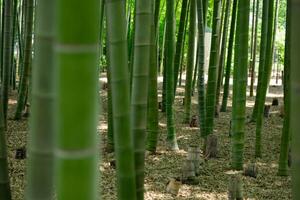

left=184, top=0, right=197, bottom=123
left=161, top=18, right=166, bottom=112
left=255, top=0, right=274, bottom=158
left=131, top=0, right=152, bottom=198
left=251, top=0, right=270, bottom=122
left=205, top=0, right=222, bottom=138
left=278, top=0, right=290, bottom=176
left=249, top=0, right=260, bottom=97
left=231, top=0, right=250, bottom=170
left=290, top=0, right=300, bottom=198
left=1, top=0, right=14, bottom=125
left=215, top=0, right=231, bottom=116
left=174, top=0, right=189, bottom=96
left=147, top=0, right=160, bottom=153
left=14, top=0, right=34, bottom=120
left=0, top=94, right=11, bottom=199
left=166, top=0, right=179, bottom=150
left=25, top=0, right=55, bottom=199
left=105, top=0, right=137, bottom=199
left=220, top=0, right=238, bottom=112
left=54, top=0, right=100, bottom=199
left=197, top=0, right=206, bottom=137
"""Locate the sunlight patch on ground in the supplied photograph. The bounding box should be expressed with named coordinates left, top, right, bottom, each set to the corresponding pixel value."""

left=159, top=122, right=167, bottom=127
left=98, top=123, right=107, bottom=131
left=9, top=99, right=17, bottom=105
left=194, top=191, right=228, bottom=199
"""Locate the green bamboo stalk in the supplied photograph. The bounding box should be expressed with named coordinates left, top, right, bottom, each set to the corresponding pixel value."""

left=220, top=0, right=237, bottom=112
left=191, top=54, right=198, bottom=95
left=105, top=24, right=114, bottom=153
left=203, top=0, right=209, bottom=25
left=131, top=0, right=152, bottom=198
left=14, top=0, right=34, bottom=120
left=55, top=0, right=100, bottom=199
left=255, top=0, right=274, bottom=158
left=278, top=0, right=290, bottom=176
left=106, top=65, right=114, bottom=152
left=251, top=0, right=270, bottom=122
left=249, top=0, right=260, bottom=97
left=197, top=0, right=206, bottom=137
left=161, top=18, right=166, bottom=112
left=0, top=96, right=11, bottom=200
left=9, top=0, right=17, bottom=90
left=146, top=0, right=159, bottom=153
left=105, top=0, right=137, bottom=199
left=290, top=1, right=300, bottom=198
left=173, top=0, right=189, bottom=95
left=1, top=0, right=14, bottom=125
left=231, top=0, right=250, bottom=170
left=205, top=0, right=222, bottom=137
left=179, top=7, right=190, bottom=87
left=215, top=0, right=231, bottom=115
left=184, top=0, right=197, bottom=123
left=166, top=0, right=179, bottom=150
left=25, top=0, right=55, bottom=199
left=249, top=0, right=256, bottom=69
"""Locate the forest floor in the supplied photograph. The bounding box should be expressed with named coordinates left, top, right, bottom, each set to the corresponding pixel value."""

left=6, top=76, right=291, bottom=200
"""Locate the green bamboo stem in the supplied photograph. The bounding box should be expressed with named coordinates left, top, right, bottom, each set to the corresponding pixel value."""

left=231, top=0, right=250, bottom=170
left=146, top=0, right=159, bottom=153
left=0, top=97, right=11, bottom=200
left=215, top=0, right=231, bottom=115
left=184, top=0, right=197, bottom=123
left=197, top=0, right=206, bottom=137
left=278, top=0, right=290, bottom=176
left=251, top=0, right=270, bottom=122
left=290, top=1, right=300, bottom=197
left=166, top=0, right=179, bottom=150
left=205, top=0, right=222, bottom=137
left=220, top=0, right=237, bottom=112
left=173, top=0, right=189, bottom=95
left=105, top=0, right=137, bottom=199
left=54, top=0, right=100, bottom=199
left=255, top=0, right=274, bottom=158
left=249, top=0, right=260, bottom=97
left=25, top=0, right=55, bottom=199
left=14, top=0, right=34, bottom=120
left=1, top=0, right=14, bottom=125
left=131, top=0, right=152, bottom=198
left=106, top=65, right=114, bottom=152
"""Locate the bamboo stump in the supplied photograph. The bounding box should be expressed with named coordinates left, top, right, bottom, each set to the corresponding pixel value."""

left=187, top=145, right=203, bottom=176
left=264, top=105, right=271, bottom=118
left=243, top=163, right=258, bottom=178
left=228, top=175, right=243, bottom=200
left=205, top=134, right=218, bottom=158
left=166, top=178, right=182, bottom=196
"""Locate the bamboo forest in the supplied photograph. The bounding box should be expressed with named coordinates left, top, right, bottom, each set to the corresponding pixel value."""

left=0, top=0, right=299, bottom=199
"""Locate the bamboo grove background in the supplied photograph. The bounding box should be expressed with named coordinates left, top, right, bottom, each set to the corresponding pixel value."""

left=0, top=0, right=299, bottom=199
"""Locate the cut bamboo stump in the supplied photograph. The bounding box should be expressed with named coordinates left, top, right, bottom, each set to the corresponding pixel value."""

left=264, top=105, right=271, bottom=118
left=187, top=145, right=203, bottom=176
left=189, top=115, right=198, bottom=127
left=205, top=134, right=218, bottom=158
left=243, top=163, right=258, bottom=178
left=182, top=159, right=195, bottom=180
left=166, top=178, right=181, bottom=196
left=228, top=174, right=243, bottom=200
